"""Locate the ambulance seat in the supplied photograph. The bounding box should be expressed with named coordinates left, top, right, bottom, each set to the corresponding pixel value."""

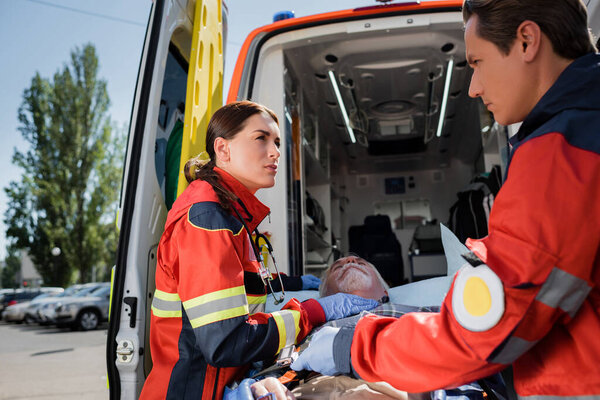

left=349, top=215, right=404, bottom=287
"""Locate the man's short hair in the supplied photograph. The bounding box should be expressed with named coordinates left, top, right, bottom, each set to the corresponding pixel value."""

left=462, top=0, right=597, bottom=59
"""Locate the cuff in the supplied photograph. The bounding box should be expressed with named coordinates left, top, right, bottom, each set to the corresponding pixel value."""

left=272, top=274, right=303, bottom=292
left=301, top=298, right=326, bottom=327
left=333, top=324, right=356, bottom=376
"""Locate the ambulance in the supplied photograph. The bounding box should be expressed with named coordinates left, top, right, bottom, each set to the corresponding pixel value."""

left=106, top=0, right=600, bottom=398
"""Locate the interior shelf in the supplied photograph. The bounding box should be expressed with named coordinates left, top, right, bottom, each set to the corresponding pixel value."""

left=304, top=143, right=329, bottom=186
left=305, top=226, right=330, bottom=250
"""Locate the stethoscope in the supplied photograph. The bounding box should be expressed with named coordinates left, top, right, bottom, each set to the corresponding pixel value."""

left=232, top=200, right=286, bottom=305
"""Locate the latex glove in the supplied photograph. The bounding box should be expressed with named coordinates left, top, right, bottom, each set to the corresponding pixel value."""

left=316, top=293, right=379, bottom=321
left=291, top=326, right=340, bottom=375
left=301, top=274, right=321, bottom=290
left=224, top=378, right=255, bottom=400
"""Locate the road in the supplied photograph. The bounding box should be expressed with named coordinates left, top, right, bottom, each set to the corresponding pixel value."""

left=0, top=321, right=109, bottom=400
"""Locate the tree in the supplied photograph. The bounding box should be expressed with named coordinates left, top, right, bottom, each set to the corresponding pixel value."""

left=3, top=44, right=124, bottom=287
left=1, top=245, right=21, bottom=289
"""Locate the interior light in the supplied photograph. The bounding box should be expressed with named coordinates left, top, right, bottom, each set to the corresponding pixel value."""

left=328, top=70, right=356, bottom=144
left=436, top=58, right=454, bottom=137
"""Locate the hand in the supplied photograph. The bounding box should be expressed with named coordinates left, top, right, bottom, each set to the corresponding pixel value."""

left=301, top=274, right=321, bottom=290
left=291, top=326, right=340, bottom=375
left=251, top=377, right=296, bottom=400
left=316, top=293, right=379, bottom=321
left=224, top=378, right=255, bottom=400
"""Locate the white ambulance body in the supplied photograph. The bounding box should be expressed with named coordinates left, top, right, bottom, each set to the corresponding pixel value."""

left=107, top=1, right=600, bottom=398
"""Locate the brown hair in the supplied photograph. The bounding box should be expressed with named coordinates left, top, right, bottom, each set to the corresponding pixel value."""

left=184, top=101, right=278, bottom=210
left=462, top=0, right=597, bottom=59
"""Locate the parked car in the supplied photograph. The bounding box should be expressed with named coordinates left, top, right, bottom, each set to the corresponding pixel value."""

left=54, top=284, right=111, bottom=330
left=0, top=287, right=63, bottom=320
left=2, top=291, right=63, bottom=323
left=24, top=284, right=85, bottom=324
left=38, top=282, right=109, bottom=326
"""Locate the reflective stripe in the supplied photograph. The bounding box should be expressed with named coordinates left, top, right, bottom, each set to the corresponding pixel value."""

left=489, top=267, right=591, bottom=364
left=151, top=290, right=182, bottom=318
left=188, top=305, right=249, bottom=328
left=272, top=310, right=300, bottom=353
left=183, top=286, right=249, bottom=328
left=247, top=295, right=267, bottom=304
left=247, top=295, right=266, bottom=315
left=489, top=336, right=536, bottom=364
left=536, top=267, right=591, bottom=317
left=186, top=294, right=247, bottom=321
left=249, top=302, right=265, bottom=314
left=154, top=289, right=181, bottom=301
left=520, top=396, right=600, bottom=399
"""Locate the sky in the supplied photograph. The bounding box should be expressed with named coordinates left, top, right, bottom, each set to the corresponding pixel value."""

left=0, top=0, right=374, bottom=261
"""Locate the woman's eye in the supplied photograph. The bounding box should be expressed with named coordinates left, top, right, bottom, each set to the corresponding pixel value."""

left=256, top=135, right=265, bottom=141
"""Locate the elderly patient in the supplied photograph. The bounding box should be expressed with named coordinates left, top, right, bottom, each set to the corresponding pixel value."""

left=226, top=256, right=434, bottom=400
left=320, top=255, right=389, bottom=301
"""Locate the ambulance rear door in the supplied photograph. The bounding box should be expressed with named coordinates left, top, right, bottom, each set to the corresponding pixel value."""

left=106, top=1, right=225, bottom=398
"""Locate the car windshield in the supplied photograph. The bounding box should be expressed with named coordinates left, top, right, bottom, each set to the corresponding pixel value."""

left=73, top=285, right=102, bottom=297
left=89, top=285, right=110, bottom=297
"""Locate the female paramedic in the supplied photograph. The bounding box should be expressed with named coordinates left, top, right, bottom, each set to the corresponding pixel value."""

left=139, top=101, right=378, bottom=400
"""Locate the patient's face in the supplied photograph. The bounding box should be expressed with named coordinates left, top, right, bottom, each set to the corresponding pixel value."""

left=322, top=256, right=388, bottom=300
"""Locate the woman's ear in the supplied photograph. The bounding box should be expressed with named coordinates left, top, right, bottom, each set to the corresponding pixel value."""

left=213, top=137, right=230, bottom=164
left=516, top=20, right=541, bottom=62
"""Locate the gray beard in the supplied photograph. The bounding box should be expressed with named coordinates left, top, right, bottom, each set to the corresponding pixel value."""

left=336, top=264, right=374, bottom=294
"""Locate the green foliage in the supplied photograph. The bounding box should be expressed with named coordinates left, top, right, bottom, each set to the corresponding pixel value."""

left=3, top=44, right=125, bottom=287
left=1, top=245, right=21, bottom=288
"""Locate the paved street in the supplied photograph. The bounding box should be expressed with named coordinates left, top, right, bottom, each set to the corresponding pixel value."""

left=0, top=321, right=109, bottom=400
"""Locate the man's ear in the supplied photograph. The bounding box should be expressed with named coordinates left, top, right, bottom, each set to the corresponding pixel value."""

left=516, top=20, right=541, bottom=62
left=213, top=137, right=230, bottom=163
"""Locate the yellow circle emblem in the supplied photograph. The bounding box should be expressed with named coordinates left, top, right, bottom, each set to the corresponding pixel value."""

left=463, top=276, right=492, bottom=316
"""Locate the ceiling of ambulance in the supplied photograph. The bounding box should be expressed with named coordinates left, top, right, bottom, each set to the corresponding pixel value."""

left=282, top=18, right=488, bottom=174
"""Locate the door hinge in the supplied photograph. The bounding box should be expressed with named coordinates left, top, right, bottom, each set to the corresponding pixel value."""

left=116, top=339, right=135, bottom=363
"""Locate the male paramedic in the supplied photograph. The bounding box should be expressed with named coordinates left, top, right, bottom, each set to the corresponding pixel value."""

left=292, top=0, right=600, bottom=398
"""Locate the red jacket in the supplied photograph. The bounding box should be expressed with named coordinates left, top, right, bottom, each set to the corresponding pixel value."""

left=140, top=168, right=323, bottom=400
left=335, top=53, right=600, bottom=398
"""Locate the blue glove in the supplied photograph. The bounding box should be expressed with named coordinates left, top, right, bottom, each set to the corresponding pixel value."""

left=291, top=326, right=340, bottom=375
left=223, top=378, right=255, bottom=400
left=301, top=274, right=321, bottom=290
left=316, top=292, right=379, bottom=321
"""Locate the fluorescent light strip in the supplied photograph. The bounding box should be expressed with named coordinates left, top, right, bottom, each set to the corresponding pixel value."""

left=436, top=58, right=454, bottom=137
left=328, top=70, right=356, bottom=144
left=284, top=109, right=293, bottom=125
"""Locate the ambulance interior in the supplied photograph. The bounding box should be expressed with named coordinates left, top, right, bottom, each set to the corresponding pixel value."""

left=244, top=11, right=505, bottom=286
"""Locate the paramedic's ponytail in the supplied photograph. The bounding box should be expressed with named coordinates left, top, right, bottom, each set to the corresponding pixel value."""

left=184, top=101, right=278, bottom=211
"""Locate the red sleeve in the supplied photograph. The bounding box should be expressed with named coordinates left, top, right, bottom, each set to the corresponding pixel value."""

left=350, top=133, right=600, bottom=392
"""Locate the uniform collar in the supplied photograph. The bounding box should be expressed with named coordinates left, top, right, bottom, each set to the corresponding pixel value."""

left=214, top=167, right=270, bottom=232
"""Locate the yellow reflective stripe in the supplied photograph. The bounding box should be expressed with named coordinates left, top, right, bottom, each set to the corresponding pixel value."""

left=151, top=306, right=182, bottom=318
left=151, top=289, right=182, bottom=318
left=154, top=289, right=181, bottom=302
left=183, top=286, right=246, bottom=309
left=188, top=305, right=249, bottom=328
left=247, top=295, right=267, bottom=304
left=272, top=310, right=301, bottom=353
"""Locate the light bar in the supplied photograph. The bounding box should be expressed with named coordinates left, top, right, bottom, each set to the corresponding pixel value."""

left=328, top=70, right=356, bottom=144
left=436, top=58, right=454, bottom=137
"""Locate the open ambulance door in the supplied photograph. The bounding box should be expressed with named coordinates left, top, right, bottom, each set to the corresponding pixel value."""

left=226, top=0, right=600, bottom=291
left=106, top=0, right=225, bottom=398
left=227, top=0, right=487, bottom=287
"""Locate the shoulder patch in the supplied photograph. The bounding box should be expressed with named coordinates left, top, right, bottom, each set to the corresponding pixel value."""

left=188, top=202, right=244, bottom=235
left=452, top=263, right=505, bottom=332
